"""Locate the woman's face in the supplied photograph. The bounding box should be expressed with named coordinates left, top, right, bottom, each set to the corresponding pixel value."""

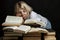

left=16, top=8, right=29, bottom=20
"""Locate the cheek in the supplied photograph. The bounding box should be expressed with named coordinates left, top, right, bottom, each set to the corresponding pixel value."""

left=23, top=13, right=29, bottom=17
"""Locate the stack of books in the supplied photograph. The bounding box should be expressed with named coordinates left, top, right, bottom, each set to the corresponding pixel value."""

left=2, top=16, right=49, bottom=40
left=3, top=30, right=23, bottom=40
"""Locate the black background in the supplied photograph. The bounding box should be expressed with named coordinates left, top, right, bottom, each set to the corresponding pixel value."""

left=0, top=0, right=60, bottom=36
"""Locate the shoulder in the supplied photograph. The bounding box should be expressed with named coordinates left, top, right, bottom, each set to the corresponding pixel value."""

left=30, top=11, right=38, bottom=15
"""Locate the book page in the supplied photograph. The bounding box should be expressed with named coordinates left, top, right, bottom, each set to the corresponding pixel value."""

left=36, top=21, right=46, bottom=27
left=24, top=19, right=37, bottom=24
left=29, top=28, right=48, bottom=33
left=3, top=25, right=31, bottom=33
left=3, top=26, right=18, bottom=30
left=24, top=19, right=46, bottom=27
left=17, top=25, right=31, bottom=33
left=24, top=19, right=41, bottom=27
left=2, top=16, right=23, bottom=26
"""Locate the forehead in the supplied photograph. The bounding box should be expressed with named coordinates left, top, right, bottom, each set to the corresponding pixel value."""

left=19, top=8, right=25, bottom=10
left=18, top=8, right=27, bottom=11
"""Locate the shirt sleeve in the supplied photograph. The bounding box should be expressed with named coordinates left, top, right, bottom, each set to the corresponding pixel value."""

left=30, top=11, right=42, bottom=21
left=30, top=11, right=48, bottom=27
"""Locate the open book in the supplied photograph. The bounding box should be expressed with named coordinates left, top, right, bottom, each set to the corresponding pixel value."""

left=29, top=28, right=48, bottom=33
left=2, top=16, right=48, bottom=34
left=2, top=16, right=45, bottom=27
left=3, top=25, right=31, bottom=34
left=24, top=19, right=46, bottom=27
left=3, top=25, right=48, bottom=34
left=2, top=16, right=24, bottom=26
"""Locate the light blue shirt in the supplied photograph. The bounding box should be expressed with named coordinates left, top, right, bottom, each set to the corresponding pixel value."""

left=29, top=11, right=51, bottom=29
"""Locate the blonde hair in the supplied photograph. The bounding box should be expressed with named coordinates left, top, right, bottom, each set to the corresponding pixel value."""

left=14, top=1, right=33, bottom=14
